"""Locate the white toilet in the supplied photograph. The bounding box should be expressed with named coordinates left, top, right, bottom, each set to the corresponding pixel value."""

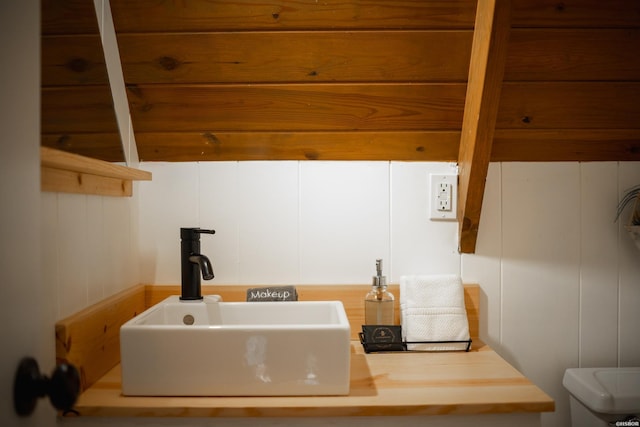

left=563, top=367, right=640, bottom=426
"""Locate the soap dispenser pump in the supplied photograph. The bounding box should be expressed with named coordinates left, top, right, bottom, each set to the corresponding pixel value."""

left=365, top=259, right=394, bottom=325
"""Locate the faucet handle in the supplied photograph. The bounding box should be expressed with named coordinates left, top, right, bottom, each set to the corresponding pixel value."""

left=180, top=227, right=216, bottom=240
left=195, top=228, right=215, bottom=235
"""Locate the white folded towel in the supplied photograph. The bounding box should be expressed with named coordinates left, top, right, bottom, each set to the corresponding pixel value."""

left=400, top=274, right=470, bottom=351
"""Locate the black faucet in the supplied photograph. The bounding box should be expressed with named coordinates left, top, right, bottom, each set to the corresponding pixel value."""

left=180, top=227, right=215, bottom=300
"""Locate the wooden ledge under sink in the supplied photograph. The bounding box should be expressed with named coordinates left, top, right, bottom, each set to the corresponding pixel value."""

left=55, top=284, right=554, bottom=418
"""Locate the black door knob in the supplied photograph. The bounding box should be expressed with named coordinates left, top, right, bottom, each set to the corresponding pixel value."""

left=13, top=357, right=81, bottom=417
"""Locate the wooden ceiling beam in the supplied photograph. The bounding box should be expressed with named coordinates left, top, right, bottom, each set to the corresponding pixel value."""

left=457, top=0, right=512, bottom=254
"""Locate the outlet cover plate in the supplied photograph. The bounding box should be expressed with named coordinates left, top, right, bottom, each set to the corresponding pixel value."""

left=430, top=174, right=457, bottom=220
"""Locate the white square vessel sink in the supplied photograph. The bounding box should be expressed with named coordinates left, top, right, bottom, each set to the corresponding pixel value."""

left=120, top=295, right=351, bottom=396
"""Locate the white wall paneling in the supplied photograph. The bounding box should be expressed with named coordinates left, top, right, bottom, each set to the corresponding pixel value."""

left=499, top=163, right=581, bottom=427
left=390, top=162, right=460, bottom=280
left=42, top=192, right=140, bottom=320
left=57, top=194, right=90, bottom=318
left=103, top=196, right=136, bottom=296
left=199, top=162, right=240, bottom=283
left=236, top=162, right=300, bottom=284
left=465, top=161, right=640, bottom=427
left=41, top=192, right=61, bottom=319
left=300, top=162, right=389, bottom=284
left=86, top=196, right=107, bottom=305
left=138, top=162, right=199, bottom=284
left=617, top=162, right=640, bottom=366
left=138, top=161, right=461, bottom=285
left=461, top=163, right=503, bottom=350
left=579, top=162, right=619, bottom=368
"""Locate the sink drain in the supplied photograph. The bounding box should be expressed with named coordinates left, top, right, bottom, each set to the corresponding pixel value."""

left=182, top=314, right=195, bottom=325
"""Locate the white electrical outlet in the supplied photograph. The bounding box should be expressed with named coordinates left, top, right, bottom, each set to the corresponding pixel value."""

left=430, top=174, right=457, bottom=220
left=437, top=182, right=452, bottom=211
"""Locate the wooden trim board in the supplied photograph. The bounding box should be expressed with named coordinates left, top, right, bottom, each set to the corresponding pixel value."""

left=56, top=284, right=480, bottom=392
left=55, top=285, right=146, bottom=391
left=41, top=166, right=134, bottom=197
left=41, top=146, right=151, bottom=181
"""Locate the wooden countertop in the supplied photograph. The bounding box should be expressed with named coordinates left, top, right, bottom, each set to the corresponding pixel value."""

left=71, top=341, right=554, bottom=417
left=56, top=284, right=553, bottom=417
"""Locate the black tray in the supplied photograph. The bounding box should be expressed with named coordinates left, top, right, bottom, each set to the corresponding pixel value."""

left=359, top=325, right=472, bottom=353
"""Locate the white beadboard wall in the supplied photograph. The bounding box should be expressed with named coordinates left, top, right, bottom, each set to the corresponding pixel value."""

left=462, top=161, right=640, bottom=427
left=137, top=161, right=461, bottom=285
left=51, top=160, right=640, bottom=427
left=42, top=189, right=140, bottom=320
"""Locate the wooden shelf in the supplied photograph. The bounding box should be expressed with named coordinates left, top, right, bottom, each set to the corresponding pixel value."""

left=41, top=147, right=151, bottom=197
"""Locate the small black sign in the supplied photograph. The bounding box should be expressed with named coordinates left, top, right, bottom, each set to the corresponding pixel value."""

left=246, top=286, right=298, bottom=302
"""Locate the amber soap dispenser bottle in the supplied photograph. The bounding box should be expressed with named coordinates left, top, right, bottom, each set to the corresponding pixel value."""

left=364, top=259, right=394, bottom=325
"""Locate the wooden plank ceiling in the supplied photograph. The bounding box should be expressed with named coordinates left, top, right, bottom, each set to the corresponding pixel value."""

left=117, top=0, right=640, bottom=162
left=41, top=0, right=125, bottom=162
left=42, top=0, right=640, bottom=164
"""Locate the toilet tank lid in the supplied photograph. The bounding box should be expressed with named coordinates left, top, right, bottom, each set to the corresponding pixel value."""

left=563, top=367, right=640, bottom=414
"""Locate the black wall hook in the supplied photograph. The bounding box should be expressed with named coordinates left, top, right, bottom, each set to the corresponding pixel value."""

left=13, top=357, right=80, bottom=417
